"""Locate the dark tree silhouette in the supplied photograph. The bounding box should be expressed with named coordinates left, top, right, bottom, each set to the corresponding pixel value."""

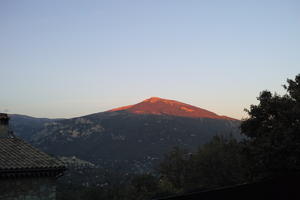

left=241, top=74, right=300, bottom=179
left=158, top=136, right=248, bottom=192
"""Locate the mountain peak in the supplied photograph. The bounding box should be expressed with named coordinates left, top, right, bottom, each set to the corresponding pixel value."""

left=142, top=97, right=178, bottom=104
left=108, top=97, right=236, bottom=120
left=143, top=97, right=164, bottom=103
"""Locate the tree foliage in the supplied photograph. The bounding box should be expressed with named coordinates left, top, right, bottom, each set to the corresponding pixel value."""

left=190, top=135, right=248, bottom=188
left=158, top=147, right=190, bottom=191
left=241, top=74, right=300, bottom=179
left=158, top=135, right=248, bottom=192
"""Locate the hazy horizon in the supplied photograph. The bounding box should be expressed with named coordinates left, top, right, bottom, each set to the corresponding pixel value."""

left=1, top=0, right=299, bottom=119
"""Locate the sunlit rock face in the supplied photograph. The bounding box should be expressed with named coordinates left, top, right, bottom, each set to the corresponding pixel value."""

left=109, top=97, right=236, bottom=120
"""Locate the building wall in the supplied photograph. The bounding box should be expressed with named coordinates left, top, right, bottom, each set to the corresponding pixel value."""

left=0, top=124, right=9, bottom=137
left=0, top=177, right=57, bottom=200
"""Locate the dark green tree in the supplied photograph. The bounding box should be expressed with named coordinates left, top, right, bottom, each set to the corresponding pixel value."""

left=188, top=135, right=248, bottom=189
left=241, top=74, right=300, bottom=180
left=158, top=147, right=190, bottom=192
left=158, top=136, right=248, bottom=192
left=128, top=174, right=160, bottom=200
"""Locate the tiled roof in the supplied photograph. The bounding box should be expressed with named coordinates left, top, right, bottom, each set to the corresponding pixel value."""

left=0, top=138, right=65, bottom=172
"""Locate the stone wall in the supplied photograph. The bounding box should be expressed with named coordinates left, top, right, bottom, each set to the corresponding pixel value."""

left=0, top=177, right=56, bottom=200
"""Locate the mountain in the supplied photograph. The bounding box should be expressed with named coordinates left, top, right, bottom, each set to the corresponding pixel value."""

left=21, top=97, right=240, bottom=172
left=109, top=97, right=236, bottom=120
left=9, top=114, right=61, bottom=141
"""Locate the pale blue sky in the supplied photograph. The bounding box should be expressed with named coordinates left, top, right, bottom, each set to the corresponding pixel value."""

left=0, top=0, right=299, bottom=119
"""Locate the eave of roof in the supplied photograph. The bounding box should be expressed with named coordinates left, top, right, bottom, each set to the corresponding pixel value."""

left=0, top=138, right=66, bottom=177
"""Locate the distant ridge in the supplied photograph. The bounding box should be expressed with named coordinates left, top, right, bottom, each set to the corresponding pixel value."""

left=109, top=97, right=236, bottom=120
left=12, top=97, right=241, bottom=173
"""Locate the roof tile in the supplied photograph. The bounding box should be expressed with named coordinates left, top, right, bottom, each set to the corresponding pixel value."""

left=0, top=138, right=65, bottom=171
